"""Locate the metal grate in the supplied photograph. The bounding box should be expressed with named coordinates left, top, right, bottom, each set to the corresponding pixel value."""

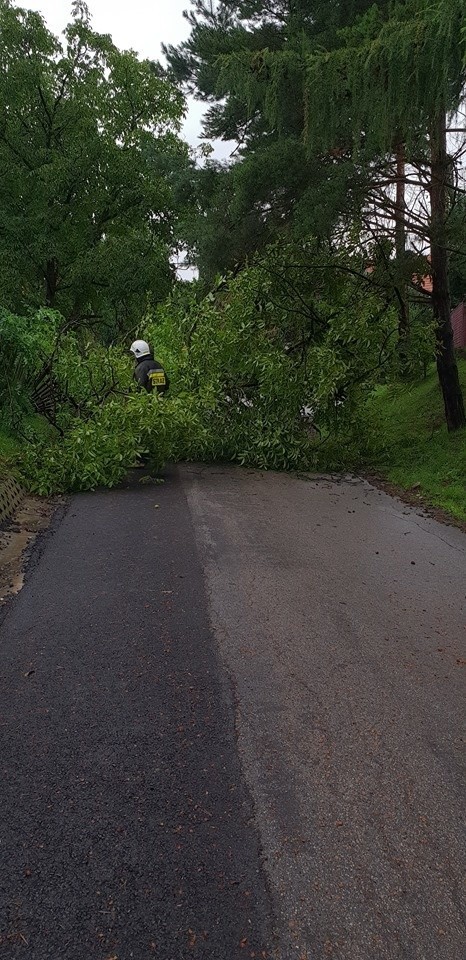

left=0, top=476, right=24, bottom=525
left=31, top=370, right=61, bottom=420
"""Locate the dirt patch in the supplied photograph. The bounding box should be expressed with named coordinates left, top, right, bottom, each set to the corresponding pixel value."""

left=0, top=496, right=61, bottom=604
left=363, top=472, right=466, bottom=534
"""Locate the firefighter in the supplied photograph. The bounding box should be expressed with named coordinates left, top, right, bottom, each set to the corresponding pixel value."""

left=130, top=340, right=170, bottom=395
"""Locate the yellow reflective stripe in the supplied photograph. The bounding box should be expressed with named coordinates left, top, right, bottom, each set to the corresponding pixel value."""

left=148, top=371, right=166, bottom=386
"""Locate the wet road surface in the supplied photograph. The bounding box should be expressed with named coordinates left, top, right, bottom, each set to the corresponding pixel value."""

left=0, top=466, right=465, bottom=959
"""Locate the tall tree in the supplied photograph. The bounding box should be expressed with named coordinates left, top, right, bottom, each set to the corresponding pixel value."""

left=194, top=0, right=465, bottom=427
left=302, top=0, right=465, bottom=429
left=165, top=1, right=386, bottom=276
left=0, top=0, right=185, bottom=330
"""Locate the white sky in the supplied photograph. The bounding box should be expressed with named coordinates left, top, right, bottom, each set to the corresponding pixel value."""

left=21, top=0, right=230, bottom=157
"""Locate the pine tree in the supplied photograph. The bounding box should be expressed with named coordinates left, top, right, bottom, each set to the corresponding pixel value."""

left=164, top=1, right=386, bottom=274
left=168, top=1, right=465, bottom=429
left=302, top=0, right=465, bottom=429
left=204, top=0, right=465, bottom=427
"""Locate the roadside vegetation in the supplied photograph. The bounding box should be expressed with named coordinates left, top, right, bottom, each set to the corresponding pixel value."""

left=0, top=0, right=465, bottom=521
left=365, top=360, right=466, bottom=519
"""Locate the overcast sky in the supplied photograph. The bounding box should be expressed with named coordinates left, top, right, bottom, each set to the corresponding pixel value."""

left=22, top=0, right=229, bottom=156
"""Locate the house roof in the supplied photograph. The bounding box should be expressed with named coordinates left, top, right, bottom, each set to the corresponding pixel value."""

left=365, top=260, right=433, bottom=293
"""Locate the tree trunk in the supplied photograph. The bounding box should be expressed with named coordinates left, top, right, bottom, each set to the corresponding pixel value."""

left=395, top=142, right=409, bottom=336
left=430, top=111, right=465, bottom=431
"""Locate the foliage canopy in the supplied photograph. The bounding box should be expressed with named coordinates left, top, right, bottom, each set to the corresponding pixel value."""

left=0, top=0, right=186, bottom=331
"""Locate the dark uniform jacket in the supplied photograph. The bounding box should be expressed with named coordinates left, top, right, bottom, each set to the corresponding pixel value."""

left=134, top=355, right=170, bottom=394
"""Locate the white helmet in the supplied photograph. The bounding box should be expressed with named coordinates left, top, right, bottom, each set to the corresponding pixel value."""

left=130, top=339, right=151, bottom=359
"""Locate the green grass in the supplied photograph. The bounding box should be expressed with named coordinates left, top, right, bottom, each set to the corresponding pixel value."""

left=365, top=358, right=466, bottom=520
left=0, top=428, right=21, bottom=459
left=0, top=416, right=53, bottom=481
left=0, top=424, right=21, bottom=480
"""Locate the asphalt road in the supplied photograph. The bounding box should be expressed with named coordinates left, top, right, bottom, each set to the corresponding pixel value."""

left=0, top=466, right=465, bottom=960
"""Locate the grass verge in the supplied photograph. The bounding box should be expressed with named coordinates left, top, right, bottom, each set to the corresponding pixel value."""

left=365, top=358, right=466, bottom=521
